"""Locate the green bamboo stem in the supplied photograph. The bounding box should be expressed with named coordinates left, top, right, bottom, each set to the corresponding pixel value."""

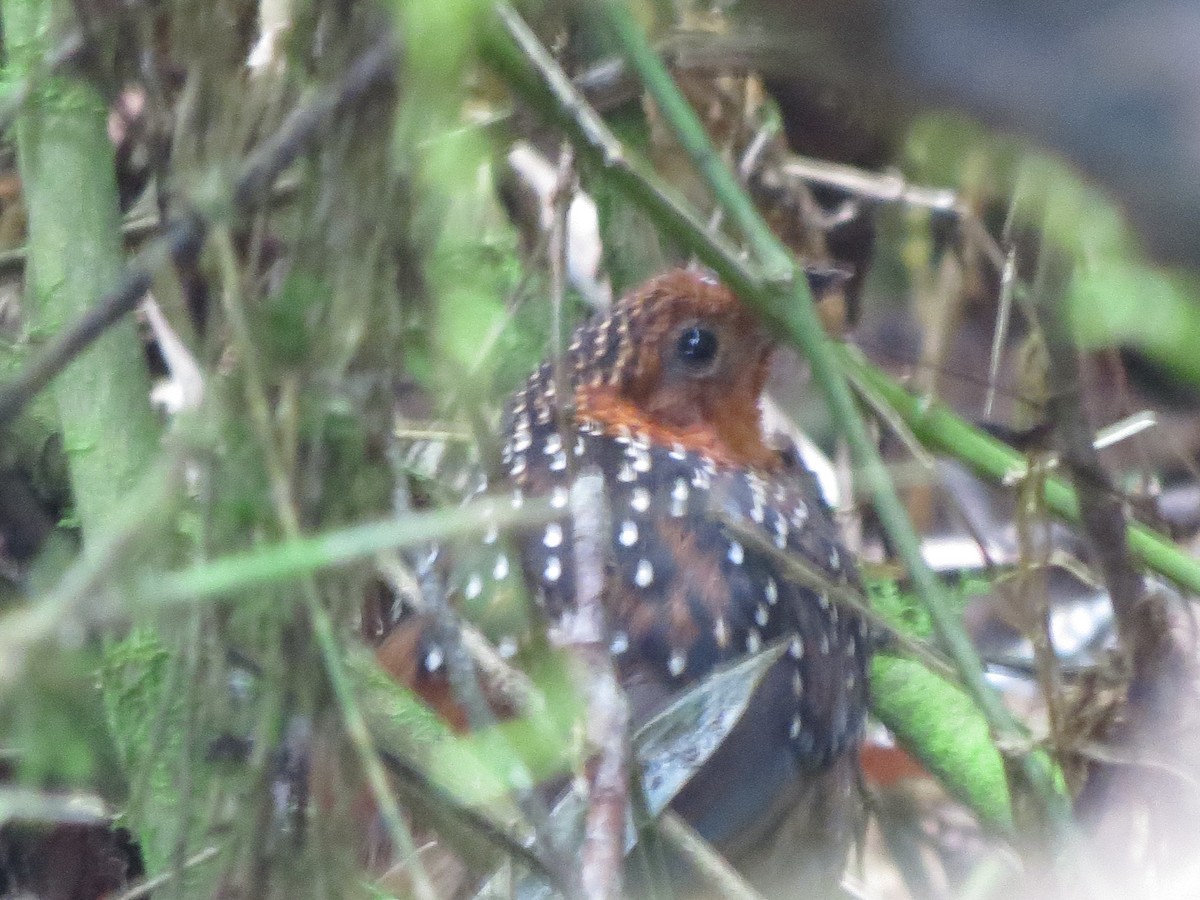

left=3, top=0, right=159, bottom=535
left=580, top=0, right=1070, bottom=824
left=147, top=496, right=554, bottom=605
left=2, top=0, right=173, bottom=878
left=841, top=349, right=1200, bottom=595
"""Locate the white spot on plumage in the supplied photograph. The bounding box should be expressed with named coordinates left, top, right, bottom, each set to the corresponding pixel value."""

left=746, top=474, right=767, bottom=524
left=543, top=555, right=562, bottom=583
left=543, top=522, right=563, bottom=548
left=728, top=541, right=744, bottom=565
left=424, top=647, right=444, bottom=672
left=497, top=636, right=518, bottom=658
left=511, top=489, right=524, bottom=509
left=668, top=649, right=687, bottom=677
left=746, top=629, right=762, bottom=653
left=792, top=670, right=804, bottom=696
left=618, top=520, right=639, bottom=547
left=755, top=604, right=769, bottom=627
left=789, top=636, right=804, bottom=659
left=630, top=487, right=651, bottom=513
left=483, top=524, right=498, bottom=545
left=791, top=502, right=808, bottom=528
left=543, top=432, right=562, bottom=456
left=492, top=554, right=511, bottom=581
left=670, top=478, right=689, bottom=517
left=549, top=450, right=568, bottom=471
left=512, top=427, right=531, bottom=455
left=465, top=574, right=483, bottom=601
left=551, top=485, right=569, bottom=509
left=669, top=444, right=687, bottom=460
left=790, top=716, right=802, bottom=739
left=610, top=632, right=629, bottom=654
left=634, top=559, right=654, bottom=587
left=765, top=578, right=778, bottom=605
left=714, top=617, right=729, bottom=648
left=617, top=461, right=637, bottom=483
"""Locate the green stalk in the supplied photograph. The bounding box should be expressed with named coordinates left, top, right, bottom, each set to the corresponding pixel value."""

left=4, top=0, right=159, bottom=534
left=147, top=496, right=553, bottom=605
left=3, top=0, right=176, bottom=881
left=841, top=349, right=1200, bottom=594
left=586, top=0, right=1070, bottom=825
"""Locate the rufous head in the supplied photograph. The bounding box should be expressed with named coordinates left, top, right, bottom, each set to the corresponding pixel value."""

left=570, top=269, right=778, bottom=470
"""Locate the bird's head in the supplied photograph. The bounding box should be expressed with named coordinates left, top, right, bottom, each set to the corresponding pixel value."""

left=569, top=269, right=778, bottom=470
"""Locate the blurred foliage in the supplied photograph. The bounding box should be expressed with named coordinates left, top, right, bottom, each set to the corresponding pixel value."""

left=0, top=0, right=1197, bottom=896
left=904, top=112, right=1200, bottom=387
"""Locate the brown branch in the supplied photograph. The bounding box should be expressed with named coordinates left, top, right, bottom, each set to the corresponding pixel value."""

left=557, top=470, right=628, bottom=900
left=1035, top=252, right=1153, bottom=680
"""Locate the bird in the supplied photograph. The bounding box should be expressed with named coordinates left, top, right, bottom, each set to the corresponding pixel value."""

left=379, top=268, right=870, bottom=896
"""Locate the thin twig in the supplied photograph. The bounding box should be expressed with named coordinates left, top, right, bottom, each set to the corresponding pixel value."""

left=717, top=512, right=957, bottom=682
left=0, top=38, right=398, bottom=427
left=1036, top=252, right=1148, bottom=664
left=486, top=3, right=761, bottom=297
left=778, top=156, right=1008, bottom=271
left=659, top=813, right=768, bottom=900
left=111, top=846, right=221, bottom=900
left=0, top=179, right=302, bottom=275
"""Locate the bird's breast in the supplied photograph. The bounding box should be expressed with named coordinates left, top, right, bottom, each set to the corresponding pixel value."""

left=493, top=413, right=869, bottom=773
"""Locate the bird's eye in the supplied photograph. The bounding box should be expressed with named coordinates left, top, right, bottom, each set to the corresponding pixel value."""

left=676, top=326, right=720, bottom=371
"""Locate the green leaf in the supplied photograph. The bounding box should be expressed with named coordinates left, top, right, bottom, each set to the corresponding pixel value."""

left=871, top=654, right=1014, bottom=832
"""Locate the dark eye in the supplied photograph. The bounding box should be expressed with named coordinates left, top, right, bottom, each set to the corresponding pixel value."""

left=676, top=326, right=719, bottom=369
